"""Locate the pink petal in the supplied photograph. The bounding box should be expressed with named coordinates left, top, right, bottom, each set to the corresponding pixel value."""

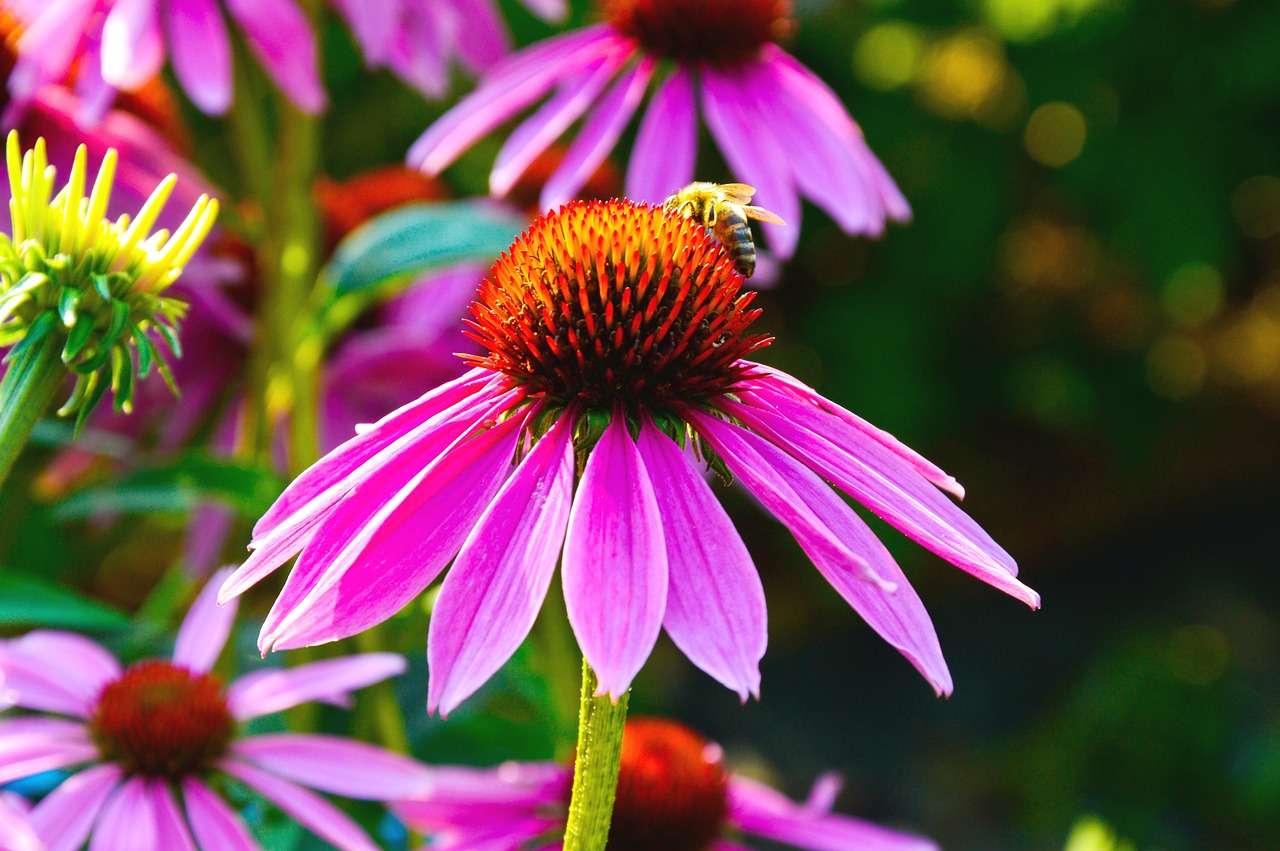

left=636, top=420, right=766, bottom=700
left=99, top=0, right=163, bottom=90
left=625, top=68, right=696, bottom=204
left=30, top=764, right=122, bottom=851
left=165, top=0, right=234, bottom=114
left=0, top=732, right=97, bottom=785
left=408, top=26, right=616, bottom=175
left=0, top=632, right=119, bottom=716
left=700, top=65, right=800, bottom=257
left=226, top=653, right=405, bottom=721
left=172, top=566, right=238, bottom=672
left=219, top=760, right=380, bottom=851
left=182, top=778, right=258, bottom=851
left=447, top=0, right=508, bottom=74
left=729, top=776, right=939, bottom=851
left=385, top=0, right=451, bottom=97
left=562, top=415, right=668, bottom=698
left=224, top=0, right=327, bottom=113
left=329, top=0, right=397, bottom=64
left=259, top=409, right=526, bottom=651
left=490, top=54, right=628, bottom=197
left=542, top=57, right=654, bottom=210
left=88, top=776, right=159, bottom=851
left=519, top=0, right=568, bottom=21
left=0, top=793, right=39, bottom=851
left=8, top=0, right=97, bottom=105
left=149, top=781, right=196, bottom=851
left=427, top=414, right=576, bottom=715
left=686, top=410, right=953, bottom=696
left=232, top=734, right=433, bottom=799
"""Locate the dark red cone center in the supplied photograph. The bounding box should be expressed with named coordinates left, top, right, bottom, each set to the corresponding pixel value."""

left=602, top=0, right=794, bottom=64
left=89, top=660, right=234, bottom=778
left=605, top=718, right=729, bottom=851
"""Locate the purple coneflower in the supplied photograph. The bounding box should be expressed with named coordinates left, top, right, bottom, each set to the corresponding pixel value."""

left=393, top=717, right=938, bottom=851
left=410, top=0, right=910, bottom=256
left=0, top=569, right=430, bottom=851
left=221, top=198, right=1038, bottom=716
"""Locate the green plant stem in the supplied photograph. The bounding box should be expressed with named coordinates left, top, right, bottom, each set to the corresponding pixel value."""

left=0, top=329, right=64, bottom=491
left=564, top=658, right=630, bottom=851
left=354, top=627, right=410, bottom=754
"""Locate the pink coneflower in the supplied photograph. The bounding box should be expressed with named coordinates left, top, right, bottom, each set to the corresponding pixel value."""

left=410, top=0, right=910, bottom=256
left=221, top=199, right=1038, bottom=716
left=394, top=717, right=938, bottom=851
left=0, top=569, right=430, bottom=851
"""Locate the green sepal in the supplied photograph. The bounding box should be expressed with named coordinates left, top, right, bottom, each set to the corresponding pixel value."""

left=73, top=372, right=110, bottom=435
left=91, top=272, right=112, bottom=300
left=57, top=287, right=80, bottom=326
left=102, top=299, right=130, bottom=349
left=149, top=342, right=179, bottom=395
left=109, top=344, right=134, bottom=412
left=4, top=309, right=55, bottom=364
left=62, top=314, right=95, bottom=361
left=156, top=321, right=182, bottom=358
left=132, top=326, right=154, bottom=377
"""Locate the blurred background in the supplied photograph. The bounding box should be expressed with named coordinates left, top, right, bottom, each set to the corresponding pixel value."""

left=4, top=0, right=1279, bottom=848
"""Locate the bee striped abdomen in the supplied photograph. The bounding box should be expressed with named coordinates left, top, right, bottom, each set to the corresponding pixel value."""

left=717, top=207, right=756, bottom=278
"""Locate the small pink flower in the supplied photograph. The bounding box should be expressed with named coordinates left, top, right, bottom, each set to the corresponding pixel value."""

left=221, top=199, right=1038, bottom=717
left=393, top=717, right=939, bottom=851
left=410, top=0, right=911, bottom=257
left=0, top=569, right=430, bottom=851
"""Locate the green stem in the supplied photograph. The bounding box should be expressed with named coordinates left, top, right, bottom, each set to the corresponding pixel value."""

left=564, top=658, right=630, bottom=851
left=353, top=628, right=410, bottom=754
left=0, top=329, right=64, bottom=491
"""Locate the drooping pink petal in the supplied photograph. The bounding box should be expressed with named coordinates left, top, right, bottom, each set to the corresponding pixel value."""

left=182, top=778, right=258, bottom=851
left=490, top=54, right=628, bottom=197
left=165, top=0, right=234, bottom=114
left=447, top=0, right=507, bottom=74
left=232, top=734, right=433, bottom=798
left=385, top=0, right=451, bottom=98
left=29, top=764, right=122, bottom=851
left=740, top=365, right=963, bottom=498
left=0, top=631, right=119, bottom=716
left=88, top=776, right=159, bottom=851
left=329, top=0, right=398, bottom=64
left=172, top=566, right=238, bottom=673
left=408, top=26, right=618, bottom=175
left=390, top=763, right=568, bottom=846
left=149, top=781, right=197, bottom=851
left=99, top=0, right=164, bottom=91
left=259, top=410, right=527, bottom=651
left=729, top=776, right=939, bottom=851
left=219, top=760, right=380, bottom=851
left=700, top=65, right=800, bottom=257
left=723, top=394, right=1038, bottom=609
left=636, top=420, right=766, bottom=700
left=543, top=57, right=654, bottom=209
left=687, top=410, right=954, bottom=695
left=625, top=68, right=696, bottom=204
left=226, top=653, right=405, bottom=721
left=0, top=792, right=38, bottom=851
left=7, top=0, right=97, bottom=106
left=427, top=414, right=576, bottom=715
left=0, top=733, right=97, bottom=785
left=224, top=0, right=327, bottom=113
left=562, top=415, right=669, bottom=698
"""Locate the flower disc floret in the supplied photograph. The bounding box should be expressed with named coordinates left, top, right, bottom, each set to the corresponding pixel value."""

left=88, top=660, right=234, bottom=779
left=465, top=199, right=771, bottom=411
left=601, top=0, right=794, bottom=64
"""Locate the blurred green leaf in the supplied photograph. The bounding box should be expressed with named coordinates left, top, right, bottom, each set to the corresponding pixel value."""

left=0, top=570, right=129, bottom=631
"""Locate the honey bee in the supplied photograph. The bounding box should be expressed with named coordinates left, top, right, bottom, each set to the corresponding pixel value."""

left=663, top=182, right=785, bottom=278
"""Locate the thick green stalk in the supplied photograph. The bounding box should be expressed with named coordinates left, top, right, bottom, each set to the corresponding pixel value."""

left=0, top=329, right=64, bottom=490
left=563, top=659, right=630, bottom=851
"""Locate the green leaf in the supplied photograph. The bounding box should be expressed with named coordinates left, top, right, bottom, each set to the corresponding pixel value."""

left=322, top=199, right=524, bottom=296
left=52, top=453, right=287, bottom=522
left=0, top=570, right=129, bottom=631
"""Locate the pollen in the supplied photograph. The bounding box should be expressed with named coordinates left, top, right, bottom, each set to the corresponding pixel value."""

left=606, top=718, right=729, bottom=851
left=466, top=199, right=770, bottom=411
left=88, top=661, right=234, bottom=779
left=601, top=0, right=794, bottom=65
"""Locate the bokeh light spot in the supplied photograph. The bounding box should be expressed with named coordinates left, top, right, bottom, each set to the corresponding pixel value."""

left=919, top=31, right=1009, bottom=121
left=1167, top=624, right=1230, bottom=686
left=1145, top=335, right=1206, bottom=399
left=1024, top=102, right=1087, bottom=166
left=1230, top=175, right=1280, bottom=239
left=853, top=22, right=925, bottom=90
left=1215, top=299, right=1280, bottom=385
left=984, top=0, right=1057, bottom=42
left=1161, top=263, right=1224, bottom=328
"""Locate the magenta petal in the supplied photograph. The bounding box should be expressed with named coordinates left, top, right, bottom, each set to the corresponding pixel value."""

left=172, top=566, right=238, bottom=673
left=729, top=776, right=939, bottom=851
left=329, top=0, right=396, bottom=64
left=166, top=0, right=233, bottom=114
left=226, top=652, right=405, bottom=721
left=0, top=736, right=96, bottom=785
left=88, top=776, right=159, bottom=851
left=99, top=0, right=163, bottom=90
left=259, top=411, right=525, bottom=651
left=427, top=414, right=576, bottom=715
left=448, top=0, right=509, bottom=74
left=490, top=54, right=627, bottom=196
left=149, top=781, right=196, bottom=851
left=0, top=631, right=120, bottom=716
left=232, top=734, right=433, bottom=799
left=687, top=410, right=953, bottom=695
left=636, top=420, right=766, bottom=700
left=219, top=760, right=379, bottom=851
left=30, top=765, right=121, bottom=851
left=543, top=58, right=654, bottom=209
left=562, top=416, right=668, bottom=699
left=182, top=779, right=257, bottom=851
left=625, top=68, right=696, bottom=204
left=0, top=793, right=39, bottom=851
left=223, top=0, right=327, bottom=113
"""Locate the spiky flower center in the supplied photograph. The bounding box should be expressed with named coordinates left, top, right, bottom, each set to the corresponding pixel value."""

left=88, top=661, right=234, bottom=779
left=601, top=0, right=794, bottom=64
left=604, top=719, right=729, bottom=851
left=466, top=199, right=770, bottom=412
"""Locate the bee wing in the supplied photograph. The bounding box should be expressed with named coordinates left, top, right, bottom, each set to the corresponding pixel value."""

left=742, top=205, right=786, bottom=225
left=719, top=183, right=757, bottom=203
